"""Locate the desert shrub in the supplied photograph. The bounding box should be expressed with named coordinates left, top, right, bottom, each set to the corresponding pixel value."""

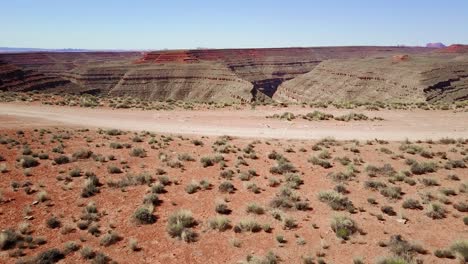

left=54, top=155, right=70, bottom=165
left=191, top=139, right=204, bottom=146
left=284, top=173, right=303, bottom=189
left=130, top=148, right=146, bottom=158
left=439, top=137, right=457, bottom=144
left=220, top=169, right=235, bottom=180
left=439, top=188, right=456, bottom=196
left=107, top=166, right=122, bottom=174
left=219, top=181, right=235, bottom=193
left=128, top=238, right=140, bottom=251
left=334, top=183, right=348, bottom=194
left=420, top=178, right=438, bottom=186
left=245, top=251, right=279, bottom=264
left=33, top=248, right=65, bottom=263
left=303, top=110, right=334, bottom=121
left=410, top=161, right=437, bottom=175
left=445, top=159, right=466, bottom=170
left=109, top=142, right=123, bottom=149
left=334, top=112, right=369, bottom=121
left=143, top=193, right=160, bottom=206
left=200, top=180, right=213, bottom=191
left=178, top=153, right=195, bottom=162
left=246, top=203, right=264, bottom=215
left=376, top=256, right=410, bottom=264
left=166, top=210, right=197, bottom=242
left=402, top=198, right=423, bottom=210
left=133, top=206, right=156, bottom=225
left=382, top=235, right=427, bottom=262
left=46, top=216, right=61, bottom=229
left=36, top=190, right=49, bottom=202
left=63, top=241, right=81, bottom=254
left=331, top=215, right=357, bottom=240
left=426, top=203, right=446, bottom=219
left=106, top=129, right=123, bottom=136
left=69, top=168, right=82, bottom=177
left=234, top=218, right=262, bottom=233
left=434, top=249, right=455, bottom=259
left=0, top=229, right=22, bottom=250
left=454, top=202, right=468, bottom=212
left=308, top=156, right=332, bottom=168
left=318, top=190, right=355, bottom=212
left=20, top=156, right=40, bottom=168
left=200, top=155, right=224, bottom=168
left=270, top=158, right=297, bottom=175
left=450, top=240, right=468, bottom=261
left=73, top=149, right=93, bottom=159
left=82, top=175, right=101, bottom=197
left=364, top=180, right=387, bottom=190
left=185, top=182, right=200, bottom=194
left=270, top=187, right=309, bottom=211
left=282, top=216, right=297, bottom=229
left=246, top=183, right=261, bottom=194
left=132, top=136, right=143, bottom=142
left=215, top=201, right=231, bottom=214
left=366, top=164, right=396, bottom=177
left=208, top=216, right=231, bottom=231
left=80, top=246, right=96, bottom=259
left=380, top=186, right=402, bottom=200
left=381, top=205, right=396, bottom=216
left=100, top=231, right=122, bottom=247
left=92, top=252, right=111, bottom=264
left=151, top=183, right=166, bottom=194
left=157, top=175, right=171, bottom=185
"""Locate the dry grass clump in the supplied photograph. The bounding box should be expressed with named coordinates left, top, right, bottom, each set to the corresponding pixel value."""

left=410, top=161, right=437, bottom=175
left=318, top=190, right=355, bottom=212
left=270, top=187, right=309, bottom=211
left=133, top=206, right=156, bottom=225
left=166, top=210, right=197, bottom=242
left=234, top=218, right=262, bottom=233
left=208, top=216, right=231, bottom=231
left=330, top=215, right=358, bottom=240
left=425, top=203, right=446, bottom=219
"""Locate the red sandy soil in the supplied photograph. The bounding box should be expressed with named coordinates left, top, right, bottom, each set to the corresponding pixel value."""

left=0, top=103, right=467, bottom=141
left=0, top=112, right=467, bottom=263
left=0, top=127, right=468, bottom=263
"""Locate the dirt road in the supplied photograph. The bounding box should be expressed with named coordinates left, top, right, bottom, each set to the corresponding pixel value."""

left=0, top=103, right=467, bottom=140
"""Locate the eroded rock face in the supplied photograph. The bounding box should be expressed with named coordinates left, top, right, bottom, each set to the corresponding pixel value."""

left=0, top=47, right=440, bottom=102
left=0, top=61, right=75, bottom=92
left=274, top=54, right=468, bottom=103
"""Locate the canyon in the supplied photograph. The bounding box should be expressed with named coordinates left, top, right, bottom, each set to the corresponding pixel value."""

left=1, top=46, right=468, bottom=103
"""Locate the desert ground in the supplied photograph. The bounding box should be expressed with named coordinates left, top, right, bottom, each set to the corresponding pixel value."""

left=0, top=96, right=467, bottom=264
left=0, top=102, right=468, bottom=141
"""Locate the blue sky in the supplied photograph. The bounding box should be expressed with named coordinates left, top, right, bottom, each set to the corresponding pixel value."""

left=1, top=0, right=467, bottom=50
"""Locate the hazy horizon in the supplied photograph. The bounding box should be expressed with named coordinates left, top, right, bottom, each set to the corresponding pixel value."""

left=1, top=0, right=468, bottom=50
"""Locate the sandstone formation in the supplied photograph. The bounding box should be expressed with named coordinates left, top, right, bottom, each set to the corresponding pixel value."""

left=274, top=53, right=468, bottom=103
left=0, top=61, right=75, bottom=92
left=4, top=46, right=467, bottom=103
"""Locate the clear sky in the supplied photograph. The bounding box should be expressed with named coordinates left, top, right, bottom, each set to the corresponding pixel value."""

left=1, top=0, right=467, bottom=50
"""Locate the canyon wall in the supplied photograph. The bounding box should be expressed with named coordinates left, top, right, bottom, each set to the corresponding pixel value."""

left=274, top=54, right=468, bottom=103
left=3, top=47, right=466, bottom=103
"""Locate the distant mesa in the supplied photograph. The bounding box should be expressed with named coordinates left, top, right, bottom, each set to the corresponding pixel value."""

left=438, top=44, right=468, bottom=53
left=426, top=42, right=446, bottom=48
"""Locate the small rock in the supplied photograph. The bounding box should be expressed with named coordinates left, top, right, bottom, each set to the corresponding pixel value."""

left=396, top=218, right=407, bottom=224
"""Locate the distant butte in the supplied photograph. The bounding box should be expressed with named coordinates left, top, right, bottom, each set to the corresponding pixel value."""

left=426, top=42, right=446, bottom=48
